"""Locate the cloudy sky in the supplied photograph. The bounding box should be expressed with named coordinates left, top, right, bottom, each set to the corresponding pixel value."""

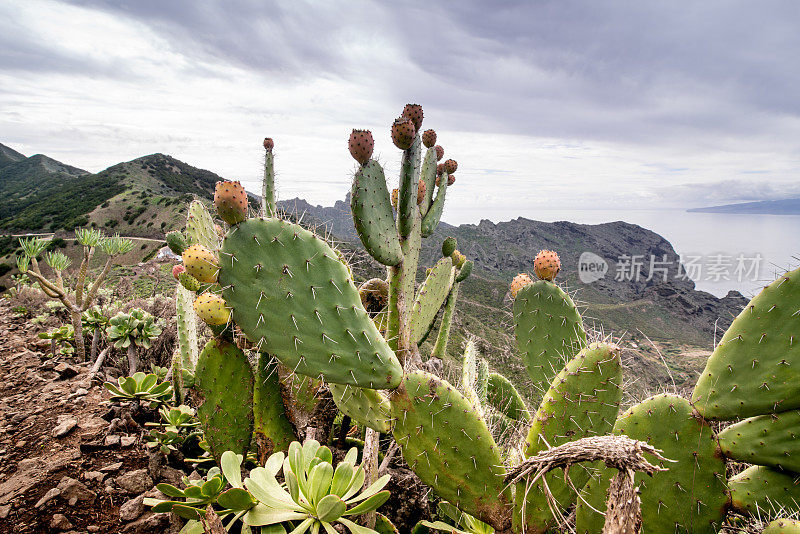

left=2, top=0, right=799, bottom=223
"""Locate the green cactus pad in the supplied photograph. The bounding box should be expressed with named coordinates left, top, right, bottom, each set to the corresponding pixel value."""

left=692, top=267, right=800, bottom=420
left=421, top=177, right=448, bottom=238
left=390, top=371, right=513, bottom=531
left=165, top=231, right=187, bottom=256
left=398, top=134, right=422, bottom=237
left=455, top=260, right=472, bottom=283
left=330, top=383, right=392, bottom=433
left=516, top=343, right=622, bottom=533
left=186, top=200, right=218, bottom=251
left=175, top=284, right=199, bottom=372
left=460, top=340, right=483, bottom=412
left=513, top=280, right=587, bottom=393
left=253, top=353, right=296, bottom=456
left=194, top=339, right=254, bottom=464
left=575, top=394, right=727, bottom=534
left=219, top=218, right=402, bottom=389
left=476, top=358, right=489, bottom=406
left=729, top=465, right=800, bottom=515
left=764, top=519, right=800, bottom=533
left=485, top=373, right=529, bottom=422
left=410, top=257, right=455, bottom=345
left=419, top=147, right=438, bottom=215
left=350, top=159, right=403, bottom=266
left=718, top=409, right=800, bottom=473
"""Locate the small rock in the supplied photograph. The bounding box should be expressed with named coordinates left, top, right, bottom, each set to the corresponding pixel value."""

left=0, top=504, right=11, bottom=518
left=121, top=435, right=136, bottom=447
left=50, top=513, right=73, bottom=530
left=104, top=434, right=121, bottom=447
left=73, top=387, right=89, bottom=396
left=115, top=469, right=154, bottom=494
left=100, top=461, right=123, bottom=472
left=57, top=476, right=95, bottom=505
left=35, top=487, right=61, bottom=508
left=52, top=418, right=77, bottom=438
left=119, top=494, right=145, bottom=521
left=83, top=471, right=105, bottom=483
left=10, top=413, right=26, bottom=425
left=87, top=526, right=100, bottom=533
left=121, top=512, right=172, bottom=534
left=158, top=467, right=184, bottom=487
left=15, top=440, right=26, bottom=448
left=54, top=362, right=79, bottom=379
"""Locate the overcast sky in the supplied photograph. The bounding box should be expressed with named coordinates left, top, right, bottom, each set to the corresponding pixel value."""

left=1, top=0, right=799, bottom=222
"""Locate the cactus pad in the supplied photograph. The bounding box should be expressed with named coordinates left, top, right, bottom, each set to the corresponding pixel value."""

left=329, top=383, right=392, bottom=433
left=692, top=267, right=800, bottom=420
left=575, top=394, right=727, bottom=534
left=421, top=176, right=448, bottom=238
left=516, top=343, right=622, bottom=532
left=253, top=353, right=296, bottom=457
left=390, top=371, right=512, bottom=531
left=410, top=257, right=455, bottom=345
left=194, top=339, right=254, bottom=463
left=350, top=160, right=402, bottom=266
left=513, top=280, right=587, bottom=392
left=486, top=373, right=529, bottom=421
left=219, top=218, right=402, bottom=389
left=185, top=200, right=218, bottom=251
left=729, top=465, right=800, bottom=515
left=764, top=519, right=800, bottom=533
left=718, top=409, right=800, bottom=473
left=175, top=284, right=199, bottom=371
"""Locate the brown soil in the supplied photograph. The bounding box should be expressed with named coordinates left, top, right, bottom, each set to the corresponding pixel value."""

left=0, top=299, right=174, bottom=533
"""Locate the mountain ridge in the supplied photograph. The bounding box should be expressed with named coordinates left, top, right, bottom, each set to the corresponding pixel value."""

left=688, top=197, right=800, bottom=215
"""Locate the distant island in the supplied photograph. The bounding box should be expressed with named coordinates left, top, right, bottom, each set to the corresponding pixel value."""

left=688, top=197, right=800, bottom=215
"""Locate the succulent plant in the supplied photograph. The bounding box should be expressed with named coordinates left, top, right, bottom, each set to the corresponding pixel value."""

left=420, top=502, right=494, bottom=534
left=148, top=442, right=392, bottom=534
left=103, top=371, right=172, bottom=406
left=106, top=308, right=163, bottom=374
left=145, top=404, right=201, bottom=454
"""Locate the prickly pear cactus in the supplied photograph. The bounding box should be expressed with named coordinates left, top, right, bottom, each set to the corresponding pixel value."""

left=185, top=200, right=218, bottom=251
left=175, top=284, right=198, bottom=371
left=516, top=342, right=622, bottom=533
left=729, top=465, right=800, bottom=515
left=410, top=257, right=456, bottom=345
left=575, top=394, right=727, bottom=534
left=193, top=339, right=254, bottom=463
left=485, top=373, right=529, bottom=422
left=692, top=266, right=800, bottom=420
left=764, top=519, right=800, bottom=533
left=219, top=218, right=402, bottom=389
left=330, top=383, right=392, bottom=433
left=351, top=159, right=403, bottom=266
left=252, top=353, right=296, bottom=457
left=513, top=280, right=587, bottom=393
left=718, top=409, right=800, bottom=473
left=389, top=370, right=513, bottom=531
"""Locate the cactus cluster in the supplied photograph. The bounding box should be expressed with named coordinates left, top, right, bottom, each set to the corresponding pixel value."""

left=156, top=103, right=800, bottom=533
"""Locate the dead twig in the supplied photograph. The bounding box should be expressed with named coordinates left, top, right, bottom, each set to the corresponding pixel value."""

left=504, top=435, right=671, bottom=534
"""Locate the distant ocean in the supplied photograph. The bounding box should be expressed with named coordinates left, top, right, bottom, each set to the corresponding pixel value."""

left=444, top=207, right=800, bottom=298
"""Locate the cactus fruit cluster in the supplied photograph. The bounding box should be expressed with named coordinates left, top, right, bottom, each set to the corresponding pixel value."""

left=157, top=103, right=800, bottom=533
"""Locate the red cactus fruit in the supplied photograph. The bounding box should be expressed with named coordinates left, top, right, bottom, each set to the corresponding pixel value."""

left=417, top=180, right=426, bottom=204
left=436, top=163, right=445, bottom=176
left=422, top=129, right=437, bottom=148
left=533, top=250, right=561, bottom=281
left=402, top=103, right=424, bottom=131
left=348, top=129, right=374, bottom=165
left=510, top=273, right=533, bottom=299
left=214, top=180, right=248, bottom=225
left=263, top=138, right=274, bottom=151
left=447, top=174, right=456, bottom=186
left=435, top=145, right=444, bottom=161
left=444, top=159, right=458, bottom=174
left=172, top=264, right=186, bottom=280
left=391, top=117, right=416, bottom=150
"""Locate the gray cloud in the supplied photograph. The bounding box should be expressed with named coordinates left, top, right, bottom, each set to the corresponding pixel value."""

left=2, top=0, right=799, bottom=211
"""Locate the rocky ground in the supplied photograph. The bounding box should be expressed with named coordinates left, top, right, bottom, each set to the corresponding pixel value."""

left=0, top=299, right=182, bottom=533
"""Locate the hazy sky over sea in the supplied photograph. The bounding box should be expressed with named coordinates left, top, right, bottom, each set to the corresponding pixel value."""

left=2, top=0, right=799, bottom=216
